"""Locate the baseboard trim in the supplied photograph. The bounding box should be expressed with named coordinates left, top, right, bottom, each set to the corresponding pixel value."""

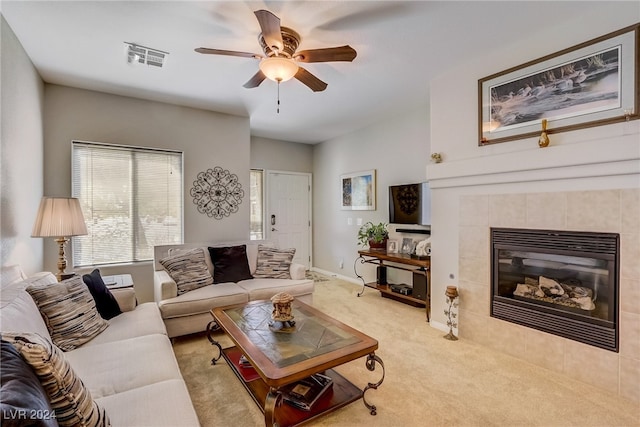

left=310, top=267, right=361, bottom=285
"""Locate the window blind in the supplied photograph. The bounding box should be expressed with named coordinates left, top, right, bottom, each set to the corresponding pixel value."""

left=72, top=141, right=183, bottom=267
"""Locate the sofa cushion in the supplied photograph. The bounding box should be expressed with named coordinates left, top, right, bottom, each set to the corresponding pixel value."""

left=253, top=245, right=296, bottom=279
left=0, top=264, right=26, bottom=287
left=160, top=248, right=213, bottom=295
left=168, top=246, right=214, bottom=276
left=82, top=269, right=122, bottom=320
left=0, top=340, right=57, bottom=427
left=237, top=278, right=314, bottom=301
left=82, top=303, right=167, bottom=346
left=95, top=380, right=199, bottom=427
left=26, top=276, right=109, bottom=351
left=0, top=284, right=52, bottom=341
left=2, top=332, right=110, bottom=427
left=158, top=283, right=248, bottom=319
left=208, top=245, right=253, bottom=284
left=65, top=334, right=182, bottom=399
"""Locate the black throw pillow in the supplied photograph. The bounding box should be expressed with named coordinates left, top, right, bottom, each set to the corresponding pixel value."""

left=0, top=339, right=58, bottom=427
left=208, top=245, right=253, bottom=284
left=82, top=269, right=122, bottom=320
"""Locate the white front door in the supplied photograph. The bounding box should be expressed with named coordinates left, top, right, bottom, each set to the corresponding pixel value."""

left=266, top=171, right=312, bottom=269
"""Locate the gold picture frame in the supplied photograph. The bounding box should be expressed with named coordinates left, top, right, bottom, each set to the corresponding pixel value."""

left=479, top=23, right=639, bottom=145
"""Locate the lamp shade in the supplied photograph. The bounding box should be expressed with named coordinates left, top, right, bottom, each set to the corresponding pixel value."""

left=31, top=197, right=88, bottom=238
left=259, top=56, right=299, bottom=82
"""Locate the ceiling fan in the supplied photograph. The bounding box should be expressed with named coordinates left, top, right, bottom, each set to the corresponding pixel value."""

left=195, top=9, right=357, bottom=92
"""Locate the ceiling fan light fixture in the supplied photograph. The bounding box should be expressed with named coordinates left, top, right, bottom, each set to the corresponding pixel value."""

left=259, top=56, right=298, bottom=82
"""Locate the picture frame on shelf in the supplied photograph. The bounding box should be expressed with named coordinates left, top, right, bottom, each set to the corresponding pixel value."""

left=386, top=239, right=399, bottom=254
left=340, top=169, right=376, bottom=210
left=478, top=23, right=639, bottom=145
left=400, top=238, right=414, bottom=255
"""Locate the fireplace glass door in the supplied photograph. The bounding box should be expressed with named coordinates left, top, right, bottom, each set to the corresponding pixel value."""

left=491, top=228, right=619, bottom=351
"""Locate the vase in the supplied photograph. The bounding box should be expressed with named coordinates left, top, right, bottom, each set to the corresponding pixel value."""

left=368, top=238, right=388, bottom=250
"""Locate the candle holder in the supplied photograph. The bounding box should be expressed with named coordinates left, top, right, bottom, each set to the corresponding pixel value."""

left=538, top=119, right=550, bottom=148
left=443, top=286, right=459, bottom=341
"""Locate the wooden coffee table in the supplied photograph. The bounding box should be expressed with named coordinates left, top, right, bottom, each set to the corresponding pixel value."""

left=207, top=299, right=384, bottom=427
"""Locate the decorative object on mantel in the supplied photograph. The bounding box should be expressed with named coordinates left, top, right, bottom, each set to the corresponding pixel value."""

left=357, top=222, right=389, bottom=250
left=430, top=153, right=443, bottom=163
left=478, top=23, right=639, bottom=145
left=190, top=167, right=244, bottom=219
left=538, top=119, right=550, bottom=147
left=269, top=292, right=296, bottom=331
left=341, top=169, right=376, bottom=211
left=443, top=286, right=459, bottom=341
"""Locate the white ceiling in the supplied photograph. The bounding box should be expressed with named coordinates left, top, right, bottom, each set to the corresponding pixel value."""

left=1, top=1, right=598, bottom=144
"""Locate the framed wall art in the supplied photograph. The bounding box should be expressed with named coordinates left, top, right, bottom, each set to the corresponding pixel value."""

left=190, top=166, right=244, bottom=219
left=479, top=23, right=639, bottom=145
left=341, top=169, right=376, bottom=210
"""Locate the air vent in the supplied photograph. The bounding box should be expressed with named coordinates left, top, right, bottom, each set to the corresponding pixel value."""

left=125, top=42, right=168, bottom=68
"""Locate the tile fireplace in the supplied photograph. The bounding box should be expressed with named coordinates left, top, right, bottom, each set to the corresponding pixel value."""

left=490, top=228, right=619, bottom=352
left=450, top=185, right=637, bottom=399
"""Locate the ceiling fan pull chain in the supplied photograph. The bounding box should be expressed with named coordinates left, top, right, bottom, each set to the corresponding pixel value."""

left=277, top=79, right=281, bottom=114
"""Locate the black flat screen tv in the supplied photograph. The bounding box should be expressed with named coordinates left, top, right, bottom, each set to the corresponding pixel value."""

left=388, top=182, right=431, bottom=225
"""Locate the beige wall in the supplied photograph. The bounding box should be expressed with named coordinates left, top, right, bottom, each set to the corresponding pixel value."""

left=312, top=107, right=430, bottom=282
left=250, top=136, right=313, bottom=173
left=42, top=85, right=251, bottom=302
left=0, top=16, right=45, bottom=275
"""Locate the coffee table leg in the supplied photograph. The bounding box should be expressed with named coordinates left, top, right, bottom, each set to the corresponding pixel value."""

left=362, top=353, right=385, bottom=415
left=206, top=320, right=223, bottom=365
left=265, top=387, right=282, bottom=427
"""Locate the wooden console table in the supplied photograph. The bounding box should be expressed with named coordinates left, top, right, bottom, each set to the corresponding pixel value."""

left=355, top=249, right=431, bottom=321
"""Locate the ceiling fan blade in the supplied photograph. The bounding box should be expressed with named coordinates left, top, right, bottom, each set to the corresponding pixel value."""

left=294, top=45, right=357, bottom=63
left=243, top=70, right=266, bottom=89
left=294, top=67, right=327, bottom=92
left=254, top=10, right=283, bottom=51
left=195, top=48, right=260, bottom=59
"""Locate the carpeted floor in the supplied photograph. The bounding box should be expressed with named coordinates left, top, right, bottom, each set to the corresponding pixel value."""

left=172, top=275, right=639, bottom=427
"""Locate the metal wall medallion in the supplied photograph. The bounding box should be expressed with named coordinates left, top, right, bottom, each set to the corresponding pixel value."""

left=190, top=166, right=244, bottom=219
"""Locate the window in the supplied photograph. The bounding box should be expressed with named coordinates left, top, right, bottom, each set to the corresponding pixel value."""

left=250, top=169, right=264, bottom=240
left=72, top=141, right=183, bottom=266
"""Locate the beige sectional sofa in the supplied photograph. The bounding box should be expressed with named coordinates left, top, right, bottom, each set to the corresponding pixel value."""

left=0, top=266, right=199, bottom=426
left=153, top=240, right=314, bottom=338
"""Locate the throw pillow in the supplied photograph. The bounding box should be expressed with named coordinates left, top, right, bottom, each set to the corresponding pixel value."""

left=208, top=245, right=253, bottom=284
left=82, top=269, right=122, bottom=320
left=253, top=245, right=296, bottom=279
left=26, top=276, right=109, bottom=351
left=0, top=340, right=58, bottom=427
left=1, top=333, right=110, bottom=427
left=160, top=248, right=214, bottom=295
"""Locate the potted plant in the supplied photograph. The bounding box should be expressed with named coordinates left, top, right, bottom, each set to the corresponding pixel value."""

left=357, top=221, right=389, bottom=249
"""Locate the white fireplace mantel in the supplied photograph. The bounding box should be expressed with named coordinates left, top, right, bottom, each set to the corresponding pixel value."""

left=427, top=132, right=639, bottom=189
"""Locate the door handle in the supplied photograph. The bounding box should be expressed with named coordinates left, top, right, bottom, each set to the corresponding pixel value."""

left=271, top=214, right=276, bottom=226
left=271, top=227, right=278, bottom=232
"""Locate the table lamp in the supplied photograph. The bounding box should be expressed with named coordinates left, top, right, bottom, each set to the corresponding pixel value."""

left=31, top=197, right=88, bottom=281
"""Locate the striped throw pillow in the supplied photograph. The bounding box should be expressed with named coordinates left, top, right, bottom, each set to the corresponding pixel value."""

left=253, top=245, right=296, bottom=279
left=160, top=248, right=214, bottom=295
left=26, top=276, right=109, bottom=351
left=2, top=332, right=111, bottom=427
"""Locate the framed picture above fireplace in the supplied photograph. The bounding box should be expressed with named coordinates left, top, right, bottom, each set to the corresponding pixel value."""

left=478, top=23, right=639, bottom=146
